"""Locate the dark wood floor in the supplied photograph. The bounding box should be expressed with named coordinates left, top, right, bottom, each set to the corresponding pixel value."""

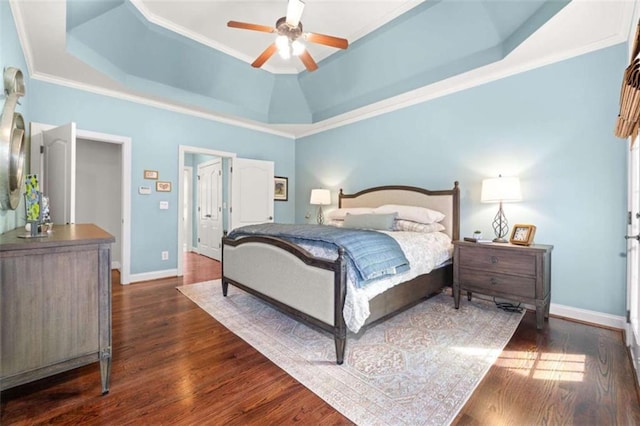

left=2, top=252, right=640, bottom=425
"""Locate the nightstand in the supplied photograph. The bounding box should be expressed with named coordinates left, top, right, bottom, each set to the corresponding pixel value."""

left=453, top=240, right=553, bottom=329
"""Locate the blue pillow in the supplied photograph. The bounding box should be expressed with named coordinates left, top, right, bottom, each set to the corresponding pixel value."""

left=342, top=213, right=396, bottom=231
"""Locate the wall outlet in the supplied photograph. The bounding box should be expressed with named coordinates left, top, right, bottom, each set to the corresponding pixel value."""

left=161, top=251, right=169, bottom=260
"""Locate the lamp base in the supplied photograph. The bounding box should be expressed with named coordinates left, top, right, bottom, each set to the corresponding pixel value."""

left=316, top=206, right=325, bottom=225
left=491, top=201, right=510, bottom=243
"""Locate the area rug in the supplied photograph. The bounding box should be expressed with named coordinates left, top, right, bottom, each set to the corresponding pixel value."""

left=177, top=280, right=524, bottom=425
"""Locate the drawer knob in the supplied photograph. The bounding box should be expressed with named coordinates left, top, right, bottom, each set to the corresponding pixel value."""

left=490, top=278, right=498, bottom=285
left=490, top=256, right=499, bottom=264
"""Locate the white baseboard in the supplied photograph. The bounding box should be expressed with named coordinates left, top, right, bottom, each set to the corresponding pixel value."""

left=129, top=268, right=178, bottom=283
left=550, top=303, right=626, bottom=330
left=468, top=293, right=625, bottom=330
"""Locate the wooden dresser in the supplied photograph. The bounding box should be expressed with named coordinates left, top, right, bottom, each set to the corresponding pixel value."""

left=0, top=224, right=114, bottom=393
left=453, top=240, right=553, bottom=329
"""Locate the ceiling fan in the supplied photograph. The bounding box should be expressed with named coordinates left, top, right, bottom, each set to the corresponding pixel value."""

left=227, top=0, right=349, bottom=72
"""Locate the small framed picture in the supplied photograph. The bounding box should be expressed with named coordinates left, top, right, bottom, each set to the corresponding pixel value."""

left=509, top=224, right=536, bottom=246
left=274, top=176, right=288, bottom=201
left=156, top=181, right=172, bottom=192
left=144, top=170, right=159, bottom=180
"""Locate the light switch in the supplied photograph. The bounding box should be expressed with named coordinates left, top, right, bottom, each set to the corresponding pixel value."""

left=159, top=201, right=169, bottom=210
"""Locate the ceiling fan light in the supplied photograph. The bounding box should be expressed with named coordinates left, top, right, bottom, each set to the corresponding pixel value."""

left=291, top=40, right=305, bottom=56
left=279, top=49, right=291, bottom=60
left=276, top=35, right=289, bottom=51
left=276, top=35, right=291, bottom=59
left=285, top=0, right=305, bottom=27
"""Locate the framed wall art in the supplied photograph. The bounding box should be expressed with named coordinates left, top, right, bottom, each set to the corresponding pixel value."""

left=156, top=181, right=172, bottom=192
left=274, top=176, right=288, bottom=201
left=144, top=170, right=159, bottom=180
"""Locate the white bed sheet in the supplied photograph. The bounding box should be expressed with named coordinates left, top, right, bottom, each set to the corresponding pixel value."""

left=297, top=230, right=453, bottom=333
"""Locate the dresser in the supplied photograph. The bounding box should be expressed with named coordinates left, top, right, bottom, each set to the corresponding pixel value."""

left=0, top=224, right=114, bottom=393
left=453, top=240, right=553, bottom=329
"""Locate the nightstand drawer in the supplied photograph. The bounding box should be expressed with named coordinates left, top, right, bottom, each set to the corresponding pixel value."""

left=458, top=268, right=536, bottom=299
left=458, top=246, right=536, bottom=276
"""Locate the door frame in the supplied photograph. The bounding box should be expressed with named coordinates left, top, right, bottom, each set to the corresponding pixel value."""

left=627, top=137, right=640, bottom=384
left=177, top=145, right=236, bottom=277
left=30, top=123, right=133, bottom=284
left=183, top=165, right=193, bottom=252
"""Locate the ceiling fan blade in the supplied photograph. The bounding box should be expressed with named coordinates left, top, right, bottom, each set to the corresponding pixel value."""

left=298, top=50, right=318, bottom=72
left=305, top=32, right=349, bottom=50
left=285, top=0, right=305, bottom=27
left=227, top=21, right=275, bottom=33
left=252, top=43, right=278, bottom=68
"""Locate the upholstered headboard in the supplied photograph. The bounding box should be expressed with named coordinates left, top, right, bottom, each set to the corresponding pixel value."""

left=338, top=183, right=460, bottom=240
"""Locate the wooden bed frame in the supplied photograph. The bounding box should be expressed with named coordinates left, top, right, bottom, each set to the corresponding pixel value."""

left=221, top=183, right=460, bottom=364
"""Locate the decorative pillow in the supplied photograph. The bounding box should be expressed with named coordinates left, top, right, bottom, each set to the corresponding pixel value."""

left=327, top=207, right=376, bottom=220
left=374, top=204, right=445, bottom=224
left=342, top=213, right=397, bottom=231
left=327, top=219, right=343, bottom=227
left=394, top=220, right=446, bottom=233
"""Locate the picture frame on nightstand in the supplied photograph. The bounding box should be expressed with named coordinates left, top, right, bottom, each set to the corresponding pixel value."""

left=509, top=224, right=536, bottom=246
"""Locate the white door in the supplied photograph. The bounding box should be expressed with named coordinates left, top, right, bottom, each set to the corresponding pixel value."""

left=627, top=136, right=640, bottom=384
left=230, top=158, right=274, bottom=231
left=197, top=159, right=223, bottom=260
left=42, top=122, right=76, bottom=225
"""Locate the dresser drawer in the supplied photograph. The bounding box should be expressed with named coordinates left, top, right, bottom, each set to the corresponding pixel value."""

left=458, top=246, right=536, bottom=276
left=458, top=268, right=536, bottom=299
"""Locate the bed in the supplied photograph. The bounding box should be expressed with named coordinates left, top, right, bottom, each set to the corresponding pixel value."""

left=221, top=183, right=460, bottom=364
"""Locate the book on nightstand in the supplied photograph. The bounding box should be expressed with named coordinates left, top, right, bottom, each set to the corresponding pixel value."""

left=463, top=237, right=493, bottom=243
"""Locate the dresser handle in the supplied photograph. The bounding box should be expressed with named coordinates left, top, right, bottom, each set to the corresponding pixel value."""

left=490, top=278, right=498, bottom=285
left=490, top=256, right=499, bottom=264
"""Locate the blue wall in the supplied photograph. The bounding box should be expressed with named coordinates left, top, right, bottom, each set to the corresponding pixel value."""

left=296, top=44, right=629, bottom=317
left=25, top=80, right=295, bottom=274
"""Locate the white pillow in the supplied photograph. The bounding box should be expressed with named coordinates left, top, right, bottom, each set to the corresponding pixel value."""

left=374, top=204, right=445, bottom=224
left=394, top=220, right=445, bottom=233
left=327, top=207, right=376, bottom=220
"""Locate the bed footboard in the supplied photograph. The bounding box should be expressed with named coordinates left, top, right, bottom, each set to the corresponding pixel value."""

left=222, top=236, right=347, bottom=364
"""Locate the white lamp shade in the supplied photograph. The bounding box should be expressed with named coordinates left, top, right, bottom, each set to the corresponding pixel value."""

left=310, top=189, right=331, bottom=205
left=481, top=176, right=522, bottom=203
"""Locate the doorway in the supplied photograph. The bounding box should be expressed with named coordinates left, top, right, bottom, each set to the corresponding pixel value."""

left=177, top=145, right=236, bottom=277
left=30, top=122, right=132, bottom=284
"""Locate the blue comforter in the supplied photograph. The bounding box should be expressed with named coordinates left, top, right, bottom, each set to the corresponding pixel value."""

left=226, top=223, right=410, bottom=288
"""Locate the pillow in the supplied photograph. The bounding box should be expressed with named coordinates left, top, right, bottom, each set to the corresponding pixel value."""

left=342, top=213, right=397, bottom=231
left=327, top=207, right=376, bottom=220
left=327, top=219, right=343, bottom=227
left=374, top=204, right=445, bottom=224
left=394, top=220, right=446, bottom=233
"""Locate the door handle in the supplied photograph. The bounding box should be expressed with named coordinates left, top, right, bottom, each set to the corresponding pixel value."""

left=625, top=234, right=640, bottom=241
left=205, top=214, right=212, bottom=218
left=268, top=216, right=273, bottom=220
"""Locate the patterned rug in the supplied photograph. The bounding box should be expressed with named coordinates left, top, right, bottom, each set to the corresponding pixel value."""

left=177, top=280, right=524, bottom=425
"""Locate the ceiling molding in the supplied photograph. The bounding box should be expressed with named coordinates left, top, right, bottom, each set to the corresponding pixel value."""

left=8, top=0, right=636, bottom=140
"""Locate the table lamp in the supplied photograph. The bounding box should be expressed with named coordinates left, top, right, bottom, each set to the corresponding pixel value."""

left=481, top=175, right=522, bottom=243
left=310, top=189, right=331, bottom=224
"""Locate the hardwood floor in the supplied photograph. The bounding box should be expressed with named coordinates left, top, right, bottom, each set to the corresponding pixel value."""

left=2, top=252, right=639, bottom=425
